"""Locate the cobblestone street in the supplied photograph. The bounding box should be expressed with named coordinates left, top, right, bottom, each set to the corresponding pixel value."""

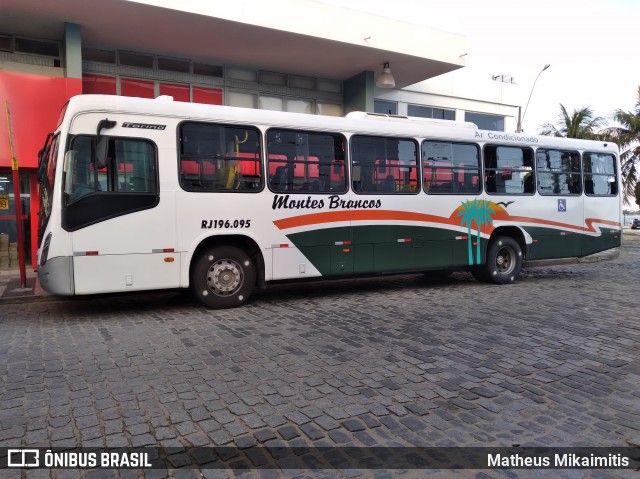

left=1, top=235, right=639, bottom=478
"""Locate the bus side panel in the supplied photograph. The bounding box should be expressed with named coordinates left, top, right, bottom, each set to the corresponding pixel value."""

left=64, top=113, right=180, bottom=294
left=581, top=195, right=622, bottom=256
left=359, top=195, right=480, bottom=272
left=271, top=246, right=324, bottom=280
left=176, top=190, right=326, bottom=285
left=521, top=195, right=584, bottom=260
left=74, top=253, right=180, bottom=294
left=71, top=191, right=179, bottom=294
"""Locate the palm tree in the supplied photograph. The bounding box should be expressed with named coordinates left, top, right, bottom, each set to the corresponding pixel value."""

left=604, top=86, right=640, bottom=204
left=457, top=201, right=476, bottom=264
left=475, top=200, right=496, bottom=263
left=539, top=104, right=606, bottom=139
left=457, top=199, right=496, bottom=265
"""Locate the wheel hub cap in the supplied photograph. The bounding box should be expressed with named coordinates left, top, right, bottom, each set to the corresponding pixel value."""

left=496, top=248, right=513, bottom=273
left=207, top=260, right=243, bottom=296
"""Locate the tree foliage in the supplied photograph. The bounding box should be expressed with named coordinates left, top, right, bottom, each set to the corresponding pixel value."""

left=539, top=104, right=606, bottom=139
left=539, top=95, right=640, bottom=206
left=605, top=86, right=640, bottom=205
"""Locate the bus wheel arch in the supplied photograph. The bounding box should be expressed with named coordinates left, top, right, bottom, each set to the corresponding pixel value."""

left=474, top=227, right=526, bottom=284
left=189, top=235, right=264, bottom=308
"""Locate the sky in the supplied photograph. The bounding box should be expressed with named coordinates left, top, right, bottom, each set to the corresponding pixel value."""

left=319, top=0, right=640, bottom=133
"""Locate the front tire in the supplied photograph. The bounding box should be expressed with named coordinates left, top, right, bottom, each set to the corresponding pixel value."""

left=478, top=236, right=523, bottom=284
left=191, top=246, right=256, bottom=309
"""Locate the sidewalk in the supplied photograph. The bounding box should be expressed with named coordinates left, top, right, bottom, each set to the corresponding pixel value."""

left=0, top=267, right=47, bottom=301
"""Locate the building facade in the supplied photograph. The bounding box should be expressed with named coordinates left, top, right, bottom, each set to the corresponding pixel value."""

left=0, top=0, right=519, bottom=268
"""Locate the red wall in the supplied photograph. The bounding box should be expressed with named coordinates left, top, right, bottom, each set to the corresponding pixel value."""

left=0, top=72, right=81, bottom=266
left=0, top=72, right=82, bottom=169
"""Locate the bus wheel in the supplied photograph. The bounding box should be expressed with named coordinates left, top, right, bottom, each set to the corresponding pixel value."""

left=192, top=246, right=256, bottom=309
left=483, top=236, right=523, bottom=284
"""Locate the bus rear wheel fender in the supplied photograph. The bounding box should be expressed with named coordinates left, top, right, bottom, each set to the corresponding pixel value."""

left=478, top=235, right=523, bottom=285
left=191, top=245, right=256, bottom=309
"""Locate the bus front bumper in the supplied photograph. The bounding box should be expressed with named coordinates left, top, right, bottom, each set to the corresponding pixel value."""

left=37, top=256, right=75, bottom=295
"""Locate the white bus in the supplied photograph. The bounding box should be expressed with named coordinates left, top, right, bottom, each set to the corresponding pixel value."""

left=36, top=95, right=622, bottom=308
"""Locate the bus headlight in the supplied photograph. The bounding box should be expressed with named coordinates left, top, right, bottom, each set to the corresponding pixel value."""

left=40, top=232, right=52, bottom=266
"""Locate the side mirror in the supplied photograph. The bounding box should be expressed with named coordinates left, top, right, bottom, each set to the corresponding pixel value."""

left=95, top=118, right=116, bottom=169
left=95, top=135, right=109, bottom=169
left=63, top=150, right=76, bottom=195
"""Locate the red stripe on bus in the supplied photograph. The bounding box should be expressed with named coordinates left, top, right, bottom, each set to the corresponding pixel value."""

left=273, top=210, right=460, bottom=230
left=273, top=209, right=620, bottom=235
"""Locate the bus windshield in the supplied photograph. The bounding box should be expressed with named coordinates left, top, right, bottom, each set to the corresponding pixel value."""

left=37, top=133, right=59, bottom=243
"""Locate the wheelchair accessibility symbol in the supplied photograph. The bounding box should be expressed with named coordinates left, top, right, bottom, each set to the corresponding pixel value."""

left=558, top=199, right=567, bottom=212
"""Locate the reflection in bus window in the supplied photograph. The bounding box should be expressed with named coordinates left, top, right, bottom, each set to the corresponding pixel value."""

left=422, top=141, right=480, bottom=194
left=484, top=145, right=534, bottom=195
left=179, top=123, right=262, bottom=192
left=266, top=129, right=346, bottom=194
left=65, top=136, right=157, bottom=203
left=584, top=153, right=617, bottom=196
left=536, top=149, right=581, bottom=195
left=351, top=136, right=418, bottom=194
left=65, top=137, right=95, bottom=202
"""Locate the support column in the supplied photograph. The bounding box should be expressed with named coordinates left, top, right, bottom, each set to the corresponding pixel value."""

left=343, top=71, right=374, bottom=115
left=64, top=23, right=82, bottom=79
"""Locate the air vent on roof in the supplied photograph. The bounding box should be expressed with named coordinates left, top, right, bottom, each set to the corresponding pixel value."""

left=346, top=111, right=477, bottom=129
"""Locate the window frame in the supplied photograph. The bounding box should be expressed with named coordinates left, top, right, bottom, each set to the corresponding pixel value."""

left=350, top=135, right=419, bottom=195
left=408, top=104, right=455, bottom=121
left=422, top=140, right=481, bottom=195
left=62, top=134, right=159, bottom=232
left=178, top=121, right=264, bottom=193
left=465, top=112, right=505, bottom=132
left=535, top=149, right=582, bottom=196
left=583, top=152, right=618, bottom=197
left=266, top=128, right=348, bottom=195
left=483, top=144, right=535, bottom=196
left=373, top=100, right=398, bottom=116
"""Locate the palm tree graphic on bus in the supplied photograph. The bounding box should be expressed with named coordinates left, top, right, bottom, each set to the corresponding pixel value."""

left=457, top=199, right=496, bottom=265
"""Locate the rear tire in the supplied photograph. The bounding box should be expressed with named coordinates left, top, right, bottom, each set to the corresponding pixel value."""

left=191, top=246, right=256, bottom=309
left=483, top=236, right=523, bottom=284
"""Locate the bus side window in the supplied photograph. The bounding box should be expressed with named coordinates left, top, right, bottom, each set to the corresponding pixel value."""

left=271, top=166, right=287, bottom=191
left=380, top=174, right=395, bottom=192
left=485, top=171, right=496, bottom=193
left=523, top=172, right=534, bottom=194
left=179, top=123, right=262, bottom=192
left=423, top=141, right=480, bottom=195
left=352, top=136, right=417, bottom=194
left=267, top=129, right=346, bottom=194
left=484, top=145, right=534, bottom=195
left=65, top=137, right=98, bottom=203
left=584, top=152, right=617, bottom=196
left=536, top=149, right=581, bottom=196
left=62, top=135, right=158, bottom=231
left=351, top=165, right=362, bottom=192
left=584, top=178, right=594, bottom=195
